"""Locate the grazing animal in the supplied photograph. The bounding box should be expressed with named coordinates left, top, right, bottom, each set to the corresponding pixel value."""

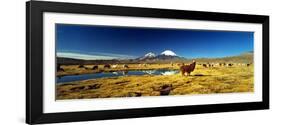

left=123, top=64, right=129, bottom=68
left=215, top=63, right=220, bottom=67
left=180, top=60, right=196, bottom=76
left=104, top=64, right=111, bottom=69
left=92, top=65, right=98, bottom=70
left=228, top=63, right=233, bottom=67
left=247, top=63, right=251, bottom=67
left=57, top=64, right=64, bottom=72
left=203, top=64, right=208, bottom=68
left=78, top=65, right=85, bottom=68
left=112, top=64, right=118, bottom=68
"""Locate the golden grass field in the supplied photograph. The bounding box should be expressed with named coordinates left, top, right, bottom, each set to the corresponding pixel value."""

left=56, top=64, right=254, bottom=100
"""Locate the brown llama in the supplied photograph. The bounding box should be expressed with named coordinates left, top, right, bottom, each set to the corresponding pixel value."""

left=57, top=64, right=64, bottom=72
left=92, top=65, right=98, bottom=70
left=123, top=64, right=129, bottom=68
left=203, top=64, right=207, bottom=68
left=104, top=64, right=111, bottom=69
left=180, top=60, right=196, bottom=76
left=78, top=65, right=85, bottom=68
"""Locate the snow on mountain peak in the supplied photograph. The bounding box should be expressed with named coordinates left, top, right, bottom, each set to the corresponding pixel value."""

left=161, top=50, right=177, bottom=56
left=144, top=52, right=156, bottom=58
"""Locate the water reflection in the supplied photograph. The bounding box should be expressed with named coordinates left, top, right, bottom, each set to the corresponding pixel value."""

left=57, top=69, right=179, bottom=83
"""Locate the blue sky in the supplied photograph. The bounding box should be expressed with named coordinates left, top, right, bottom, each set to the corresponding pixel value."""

left=56, top=24, right=253, bottom=60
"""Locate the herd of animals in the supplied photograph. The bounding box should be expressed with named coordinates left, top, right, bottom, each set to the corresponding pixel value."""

left=57, top=60, right=252, bottom=76
left=179, top=60, right=252, bottom=76
left=57, top=60, right=253, bottom=97
left=57, top=64, right=130, bottom=72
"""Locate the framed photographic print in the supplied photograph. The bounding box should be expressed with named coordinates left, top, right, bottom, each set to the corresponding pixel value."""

left=26, top=1, right=269, bottom=124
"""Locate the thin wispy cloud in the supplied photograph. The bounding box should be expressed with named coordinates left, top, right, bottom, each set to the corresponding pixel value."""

left=57, top=51, right=137, bottom=60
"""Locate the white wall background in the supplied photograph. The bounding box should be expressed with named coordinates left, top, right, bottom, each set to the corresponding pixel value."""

left=0, top=0, right=279, bottom=124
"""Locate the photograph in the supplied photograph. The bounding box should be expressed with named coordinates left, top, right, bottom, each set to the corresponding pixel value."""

left=25, top=1, right=269, bottom=124
left=55, top=24, right=254, bottom=100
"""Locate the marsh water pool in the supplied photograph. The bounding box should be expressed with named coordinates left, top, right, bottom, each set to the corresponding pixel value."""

left=57, top=69, right=179, bottom=83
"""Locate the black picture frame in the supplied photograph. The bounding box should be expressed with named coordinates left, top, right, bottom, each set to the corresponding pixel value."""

left=26, top=1, right=269, bottom=124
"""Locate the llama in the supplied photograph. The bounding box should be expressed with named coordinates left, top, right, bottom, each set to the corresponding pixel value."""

left=78, top=65, right=85, bottom=68
left=203, top=64, right=208, bottom=68
left=92, top=65, right=98, bottom=70
left=104, top=64, right=111, bottom=69
left=57, top=64, right=64, bottom=72
left=123, top=64, right=129, bottom=68
left=112, top=64, right=118, bottom=68
left=180, top=60, right=196, bottom=76
left=228, top=63, right=233, bottom=67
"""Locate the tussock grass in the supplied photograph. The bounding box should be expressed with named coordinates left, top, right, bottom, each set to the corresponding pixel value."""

left=56, top=65, right=254, bottom=100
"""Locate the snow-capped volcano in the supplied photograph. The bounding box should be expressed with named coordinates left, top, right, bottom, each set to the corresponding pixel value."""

left=137, top=50, right=184, bottom=61
left=154, top=50, right=184, bottom=61
left=138, top=52, right=156, bottom=60
left=144, top=52, right=156, bottom=58
left=161, top=50, right=177, bottom=56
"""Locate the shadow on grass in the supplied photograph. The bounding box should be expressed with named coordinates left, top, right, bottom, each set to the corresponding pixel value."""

left=193, top=74, right=213, bottom=77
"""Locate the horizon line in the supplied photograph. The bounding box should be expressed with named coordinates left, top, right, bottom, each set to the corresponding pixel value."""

left=57, top=51, right=253, bottom=60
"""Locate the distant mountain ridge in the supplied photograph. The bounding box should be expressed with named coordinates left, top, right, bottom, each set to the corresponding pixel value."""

left=57, top=50, right=253, bottom=65
left=240, top=51, right=253, bottom=56
left=194, top=51, right=253, bottom=63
